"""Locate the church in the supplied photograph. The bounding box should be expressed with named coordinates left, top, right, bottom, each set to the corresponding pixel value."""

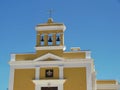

left=8, top=18, right=119, bottom=90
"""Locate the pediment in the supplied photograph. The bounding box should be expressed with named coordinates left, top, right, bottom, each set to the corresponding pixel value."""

left=34, top=53, right=64, bottom=61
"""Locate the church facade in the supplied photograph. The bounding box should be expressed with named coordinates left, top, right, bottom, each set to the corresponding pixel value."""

left=9, top=18, right=119, bottom=90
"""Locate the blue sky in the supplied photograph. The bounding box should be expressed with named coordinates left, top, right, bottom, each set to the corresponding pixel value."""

left=0, top=0, right=120, bottom=90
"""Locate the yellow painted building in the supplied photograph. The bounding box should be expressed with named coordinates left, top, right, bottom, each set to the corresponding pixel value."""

left=9, top=18, right=119, bottom=90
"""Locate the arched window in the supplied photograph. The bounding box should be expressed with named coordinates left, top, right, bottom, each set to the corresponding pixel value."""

left=56, top=33, right=60, bottom=45
left=40, top=34, right=44, bottom=46
left=48, top=34, right=53, bottom=46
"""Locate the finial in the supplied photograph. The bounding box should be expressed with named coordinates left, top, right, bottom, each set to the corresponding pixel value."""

left=47, top=18, right=53, bottom=23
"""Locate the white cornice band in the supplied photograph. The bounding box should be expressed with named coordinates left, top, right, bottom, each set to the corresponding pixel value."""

left=34, top=53, right=65, bottom=61
left=32, top=79, right=66, bottom=85
left=9, top=59, right=93, bottom=67
left=97, top=84, right=120, bottom=89
left=11, top=54, right=16, bottom=61
left=35, top=26, right=66, bottom=31
left=35, top=46, right=66, bottom=51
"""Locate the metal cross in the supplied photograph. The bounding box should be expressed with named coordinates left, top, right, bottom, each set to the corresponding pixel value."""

left=48, top=10, right=53, bottom=18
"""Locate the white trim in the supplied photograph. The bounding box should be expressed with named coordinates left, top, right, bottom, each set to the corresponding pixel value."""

left=35, top=25, right=66, bottom=31
left=86, top=64, right=92, bottom=90
left=86, top=51, right=91, bottom=59
left=9, top=59, right=93, bottom=67
left=8, top=66, right=14, bottom=90
left=35, top=46, right=66, bottom=51
left=32, top=79, right=66, bottom=85
left=11, top=54, right=16, bottom=61
left=70, top=47, right=80, bottom=51
left=59, top=65, right=63, bottom=79
left=92, top=72, right=96, bottom=90
left=118, top=85, right=120, bottom=90
left=97, top=84, right=119, bottom=89
left=64, top=51, right=90, bottom=53
left=32, top=79, right=66, bottom=90
left=35, top=67, right=40, bottom=80
left=34, top=53, right=65, bottom=61
left=35, top=85, right=39, bottom=90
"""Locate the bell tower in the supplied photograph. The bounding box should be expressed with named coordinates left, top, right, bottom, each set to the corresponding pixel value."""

left=35, top=18, right=66, bottom=50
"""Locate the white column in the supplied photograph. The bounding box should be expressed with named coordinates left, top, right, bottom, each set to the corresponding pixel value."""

left=35, top=67, right=40, bottom=80
left=86, top=64, right=92, bottom=90
left=92, top=72, right=96, bottom=90
left=9, top=66, right=14, bottom=90
left=59, top=65, right=63, bottom=79
left=35, top=85, right=40, bottom=90
left=35, top=67, right=40, bottom=90
left=58, top=84, right=64, bottom=90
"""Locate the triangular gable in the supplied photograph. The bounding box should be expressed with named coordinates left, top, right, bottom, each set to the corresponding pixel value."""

left=34, top=53, right=64, bottom=61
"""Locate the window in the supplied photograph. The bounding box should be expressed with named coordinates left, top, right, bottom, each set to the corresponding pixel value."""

left=45, top=69, right=53, bottom=78
left=56, top=33, right=60, bottom=45
left=48, top=34, right=53, bottom=46
left=40, top=34, right=44, bottom=46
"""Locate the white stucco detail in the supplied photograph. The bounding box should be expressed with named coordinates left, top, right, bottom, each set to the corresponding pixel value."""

left=86, top=51, right=91, bottom=59
left=8, top=66, right=14, bottom=90
left=33, top=79, right=66, bottom=90
left=86, top=64, right=92, bottom=90
left=35, top=67, right=40, bottom=80
left=35, top=85, right=39, bottom=90
left=92, top=72, right=96, bottom=90
left=11, top=54, right=16, bottom=61
left=32, top=79, right=66, bottom=85
left=59, top=65, right=64, bottom=79
left=34, top=53, right=65, bottom=61
left=35, top=46, right=66, bottom=51
left=97, top=84, right=119, bottom=89
left=35, top=25, right=66, bottom=31
left=9, top=59, right=93, bottom=67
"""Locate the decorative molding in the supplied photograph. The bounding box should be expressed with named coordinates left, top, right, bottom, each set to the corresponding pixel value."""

left=35, top=46, right=66, bottom=51
left=70, top=47, right=80, bottom=51
left=92, top=72, right=96, bottom=90
left=11, top=54, right=16, bottom=61
left=59, top=66, right=63, bottom=79
left=8, top=66, right=14, bottom=90
left=35, top=26, right=66, bottom=31
left=32, top=79, right=66, bottom=85
left=34, top=53, right=65, bottom=61
left=35, top=67, right=40, bottom=80
left=33, top=79, right=66, bottom=90
left=97, top=84, right=119, bottom=89
left=86, top=51, right=91, bottom=59
left=9, top=59, right=93, bottom=67
left=86, top=64, right=92, bottom=90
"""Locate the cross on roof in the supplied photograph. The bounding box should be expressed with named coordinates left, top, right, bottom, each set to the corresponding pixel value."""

left=48, top=10, right=53, bottom=18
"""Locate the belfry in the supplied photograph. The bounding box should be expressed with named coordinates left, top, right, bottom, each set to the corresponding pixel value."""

left=35, top=18, right=65, bottom=50
left=9, top=18, right=119, bottom=90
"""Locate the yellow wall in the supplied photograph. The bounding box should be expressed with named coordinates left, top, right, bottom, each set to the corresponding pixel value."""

left=40, top=67, right=59, bottom=79
left=13, top=67, right=87, bottom=90
left=64, top=67, right=87, bottom=90
left=97, top=89, right=116, bottom=90
left=97, top=80, right=117, bottom=84
left=14, top=69, right=35, bottom=90
left=63, top=52, right=86, bottom=59
left=15, top=50, right=63, bottom=61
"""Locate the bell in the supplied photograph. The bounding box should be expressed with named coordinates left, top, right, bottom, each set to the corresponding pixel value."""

left=56, top=36, right=60, bottom=41
left=48, top=36, right=52, bottom=42
left=41, top=36, right=44, bottom=41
